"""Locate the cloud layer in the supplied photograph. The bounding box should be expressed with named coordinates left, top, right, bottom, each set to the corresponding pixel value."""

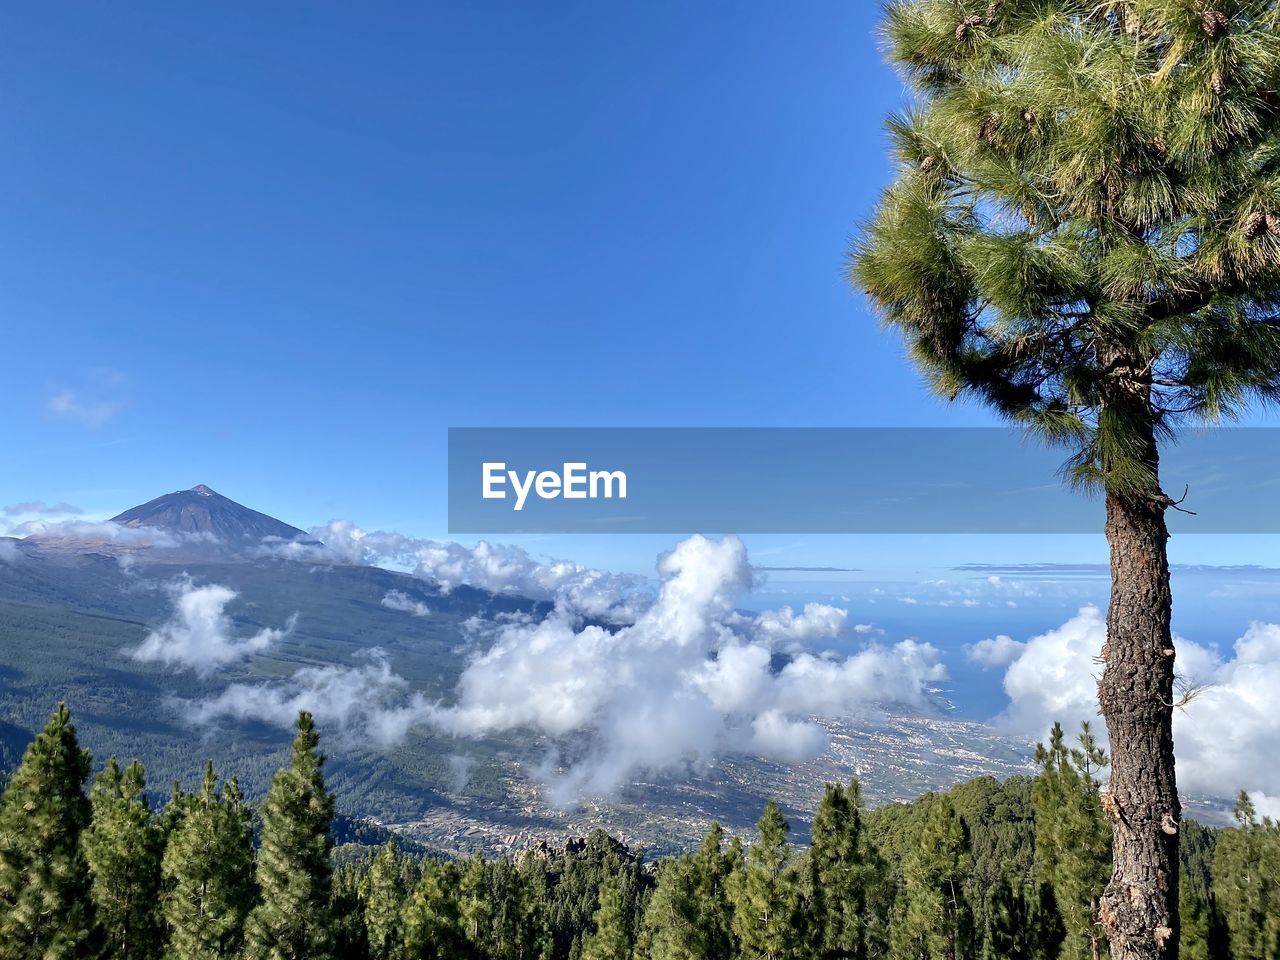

left=188, top=650, right=423, bottom=746
left=421, top=535, right=943, bottom=805
left=192, top=535, right=945, bottom=804
left=9, top=517, right=195, bottom=547
left=990, top=606, right=1280, bottom=805
left=265, top=520, right=645, bottom=620
left=131, top=578, right=295, bottom=675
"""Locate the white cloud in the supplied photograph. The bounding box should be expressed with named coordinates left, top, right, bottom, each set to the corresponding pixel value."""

left=47, top=370, right=129, bottom=428
left=10, top=518, right=191, bottom=547
left=381, top=590, right=431, bottom=618
left=966, top=634, right=1027, bottom=669
left=423, top=534, right=944, bottom=803
left=752, top=603, right=847, bottom=646
left=770, top=640, right=945, bottom=717
left=748, top=710, right=829, bottom=763
left=1252, top=793, right=1280, bottom=822
left=1171, top=621, right=1280, bottom=801
left=262, top=521, right=644, bottom=620
left=866, top=572, right=1076, bottom=610
left=993, top=606, right=1106, bottom=736
left=191, top=534, right=947, bottom=806
left=0, top=540, right=21, bottom=564
left=2, top=501, right=83, bottom=518
left=130, top=577, right=295, bottom=675
left=185, top=649, right=425, bottom=747
left=48, top=390, right=123, bottom=427
left=991, top=607, right=1280, bottom=807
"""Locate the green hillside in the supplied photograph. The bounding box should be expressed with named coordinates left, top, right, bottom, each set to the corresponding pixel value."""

left=0, top=549, right=544, bottom=821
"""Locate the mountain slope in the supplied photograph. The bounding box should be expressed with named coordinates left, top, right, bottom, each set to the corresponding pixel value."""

left=1, top=485, right=1038, bottom=856
left=110, top=484, right=308, bottom=543
left=0, top=548, right=546, bottom=824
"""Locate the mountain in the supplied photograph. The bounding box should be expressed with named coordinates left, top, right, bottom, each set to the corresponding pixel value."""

left=0, top=484, right=1038, bottom=856
left=110, top=484, right=309, bottom=543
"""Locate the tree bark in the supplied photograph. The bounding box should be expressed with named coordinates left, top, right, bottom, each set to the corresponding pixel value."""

left=1097, top=415, right=1180, bottom=960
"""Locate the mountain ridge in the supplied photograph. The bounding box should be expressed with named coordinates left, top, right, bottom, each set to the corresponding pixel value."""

left=110, top=484, right=309, bottom=544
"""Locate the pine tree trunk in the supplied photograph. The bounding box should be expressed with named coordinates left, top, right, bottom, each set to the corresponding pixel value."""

left=1097, top=429, right=1180, bottom=960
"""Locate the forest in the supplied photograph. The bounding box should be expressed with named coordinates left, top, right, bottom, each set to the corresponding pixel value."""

left=0, top=704, right=1276, bottom=960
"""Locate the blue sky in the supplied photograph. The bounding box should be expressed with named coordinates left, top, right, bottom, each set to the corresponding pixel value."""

left=4, top=2, right=1280, bottom=582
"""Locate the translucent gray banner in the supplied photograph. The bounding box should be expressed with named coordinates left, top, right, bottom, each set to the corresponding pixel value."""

left=447, top=427, right=1280, bottom=534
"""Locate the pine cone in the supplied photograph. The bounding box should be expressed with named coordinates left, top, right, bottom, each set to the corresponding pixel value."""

left=1022, top=109, right=1036, bottom=125
left=920, top=156, right=936, bottom=173
left=1201, top=9, right=1228, bottom=36
left=1244, top=210, right=1267, bottom=239
left=979, top=112, right=1002, bottom=144
left=1268, top=213, right=1280, bottom=236
left=984, top=1, right=999, bottom=22
left=1211, top=68, right=1225, bottom=95
left=956, top=14, right=984, bottom=40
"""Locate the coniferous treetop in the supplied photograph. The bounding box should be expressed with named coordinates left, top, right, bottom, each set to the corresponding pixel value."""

left=853, top=1, right=1280, bottom=494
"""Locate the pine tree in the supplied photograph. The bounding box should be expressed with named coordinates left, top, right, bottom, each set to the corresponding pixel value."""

left=365, top=840, right=406, bottom=960
left=892, top=795, right=975, bottom=960
left=644, top=821, right=739, bottom=960
left=643, top=855, right=700, bottom=960
left=398, top=855, right=422, bottom=899
left=485, top=856, right=543, bottom=960
left=402, top=859, right=467, bottom=960
left=853, top=5, right=1280, bottom=956
left=0, top=703, right=96, bottom=960
left=730, top=800, right=803, bottom=960
left=691, top=823, right=737, bottom=960
left=1032, top=723, right=1112, bottom=960
left=808, top=780, right=885, bottom=960
left=156, top=780, right=189, bottom=840
left=1212, top=792, right=1280, bottom=960
left=460, top=854, right=494, bottom=954
left=983, top=876, right=1023, bottom=960
left=581, top=874, right=631, bottom=960
left=329, top=859, right=370, bottom=960
left=516, top=854, right=556, bottom=960
left=83, top=757, right=163, bottom=960
left=980, top=873, right=1065, bottom=960
left=243, top=711, right=336, bottom=960
left=1175, top=885, right=1214, bottom=960
left=1176, top=819, right=1226, bottom=960
left=161, top=761, right=255, bottom=960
